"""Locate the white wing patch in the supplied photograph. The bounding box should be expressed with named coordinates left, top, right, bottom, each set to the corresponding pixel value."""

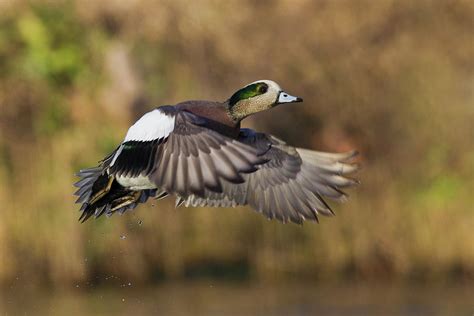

left=110, top=108, right=175, bottom=167
left=124, top=108, right=176, bottom=142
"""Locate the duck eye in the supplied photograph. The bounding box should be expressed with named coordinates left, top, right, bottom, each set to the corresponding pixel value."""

left=259, top=85, right=268, bottom=94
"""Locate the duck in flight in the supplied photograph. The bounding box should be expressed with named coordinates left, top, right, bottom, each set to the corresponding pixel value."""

left=74, top=80, right=359, bottom=224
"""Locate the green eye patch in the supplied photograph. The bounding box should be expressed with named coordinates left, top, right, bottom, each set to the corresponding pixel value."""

left=229, top=82, right=268, bottom=107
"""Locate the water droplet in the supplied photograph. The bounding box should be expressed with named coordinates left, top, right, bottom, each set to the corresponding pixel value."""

left=128, top=282, right=132, bottom=286
left=122, top=298, right=125, bottom=302
left=76, top=284, right=80, bottom=288
left=120, top=235, right=126, bottom=240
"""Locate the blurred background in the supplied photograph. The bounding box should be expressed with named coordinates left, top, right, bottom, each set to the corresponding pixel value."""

left=0, top=0, right=473, bottom=315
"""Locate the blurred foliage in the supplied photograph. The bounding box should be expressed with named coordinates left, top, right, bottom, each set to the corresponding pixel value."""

left=0, top=0, right=473, bottom=289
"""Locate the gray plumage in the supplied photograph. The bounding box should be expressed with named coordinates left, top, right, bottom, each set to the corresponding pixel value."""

left=182, top=130, right=359, bottom=224
left=74, top=80, right=359, bottom=224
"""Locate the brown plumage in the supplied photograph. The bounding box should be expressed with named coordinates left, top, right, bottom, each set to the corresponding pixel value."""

left=74, top=80, right=359, bottom=224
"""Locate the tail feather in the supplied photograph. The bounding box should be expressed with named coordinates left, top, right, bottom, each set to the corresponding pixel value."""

left=74, top=167, right=102, bottom=204
left=74, top=166, right=156, bottom=222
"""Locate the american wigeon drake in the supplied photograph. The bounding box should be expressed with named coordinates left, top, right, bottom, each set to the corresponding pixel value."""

left=75, top=80, right=359, bottom=224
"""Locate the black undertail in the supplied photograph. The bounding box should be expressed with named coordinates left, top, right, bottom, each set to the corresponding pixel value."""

left=74, top=167, right=156, bottom=222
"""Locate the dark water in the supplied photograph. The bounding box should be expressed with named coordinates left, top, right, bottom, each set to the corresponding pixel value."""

left=1, top=282, right=473, bottom=316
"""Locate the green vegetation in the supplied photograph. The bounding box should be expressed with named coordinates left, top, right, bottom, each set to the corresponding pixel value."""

left=0, top=0, right=472, bottom=288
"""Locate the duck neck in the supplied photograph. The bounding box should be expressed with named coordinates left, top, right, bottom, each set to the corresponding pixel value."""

left=176, top=100, right=241, bottom=138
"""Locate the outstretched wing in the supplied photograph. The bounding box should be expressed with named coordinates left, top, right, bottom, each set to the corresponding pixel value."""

left=107, top=106, right=267, bottom=197
left=183, top=129, right=359, bottom=224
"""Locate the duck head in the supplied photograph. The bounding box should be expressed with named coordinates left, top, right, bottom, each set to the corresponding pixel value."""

left=227, top=80, right=303, bottom=122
